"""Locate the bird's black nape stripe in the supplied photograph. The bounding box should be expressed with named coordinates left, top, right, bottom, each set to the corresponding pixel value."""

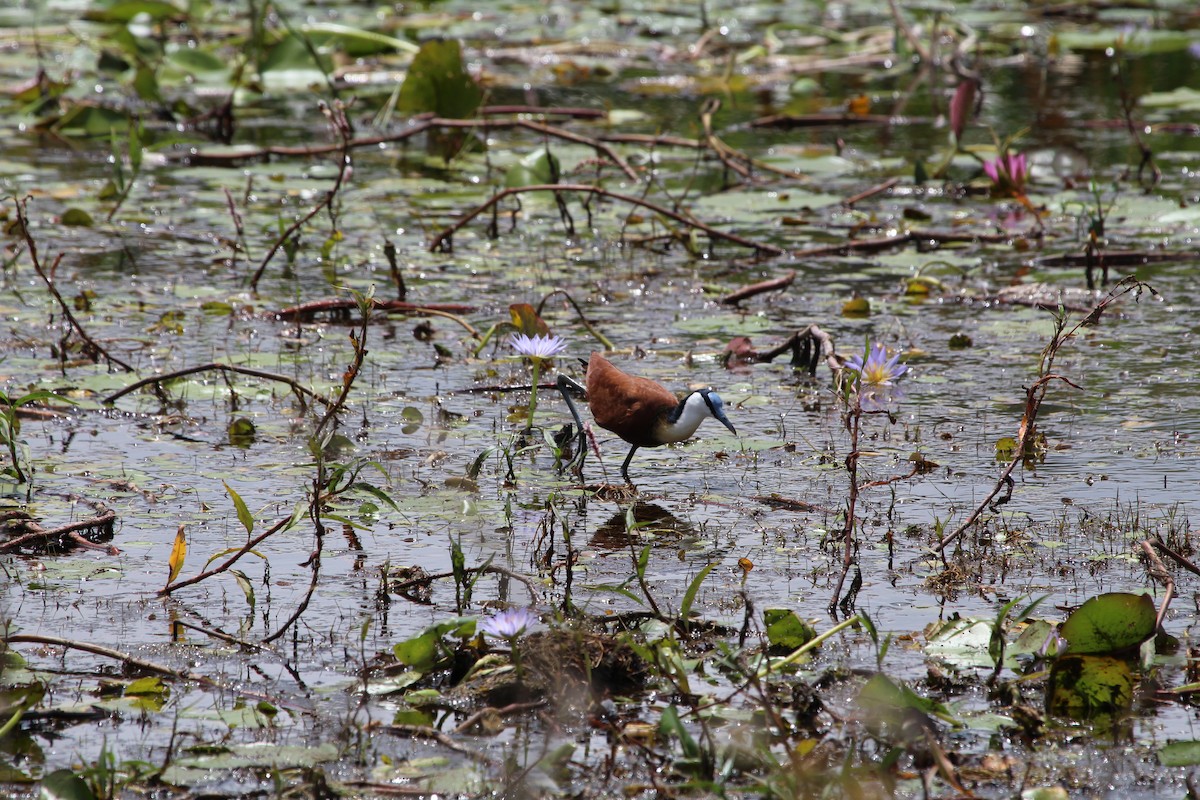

left=699, top=388, right=720, bottom=417
left=666, top=393, right=692, bottom=424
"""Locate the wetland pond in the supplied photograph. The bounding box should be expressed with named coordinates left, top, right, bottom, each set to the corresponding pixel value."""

left=2, top=1, right=1200, bottom=797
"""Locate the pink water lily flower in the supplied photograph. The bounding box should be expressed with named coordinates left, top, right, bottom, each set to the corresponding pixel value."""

left=983, top=151, right=1028, bottom=196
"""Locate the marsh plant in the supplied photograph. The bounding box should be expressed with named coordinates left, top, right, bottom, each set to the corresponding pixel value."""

left=509, top=333, right=568, bottom=430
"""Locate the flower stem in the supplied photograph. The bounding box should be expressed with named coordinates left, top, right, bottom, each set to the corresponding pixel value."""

left=526, top=358, right=541, bottom=428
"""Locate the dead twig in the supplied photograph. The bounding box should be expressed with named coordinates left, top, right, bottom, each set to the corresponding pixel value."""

left=719, top=270, right=796, bottom=305
left=0, top=510, right=117, bottom=554
left=4, top=633, right=208, bottom=683
left=249, top=101, right=353, bottom=292
left=843, top=177, right=900, bottom=206
left=158, top=514, right=294, bottom=597
left=428, top=183, right=784, bottom=256
left=1149, top=537, right=1200, bottom=579
left=13, top=197, right=134, bottom=373
left=262, top=298, right=372, bottom=645
left=274, top=298, right=480, bottom=338
left=387, top=564, right=543, bottom=605
left=536, top=289, right=614, bottom=350
left=102, top=362, right=335, bottom=411
left=377, top=724, right=497, bottom=764
left=934, top=277, right=1155, bottom=554
left=453, top=700, right=548, bottom=734
left=725, top=324, right=839, bottom=376
left=1140, top=540, right=1174, bottom=631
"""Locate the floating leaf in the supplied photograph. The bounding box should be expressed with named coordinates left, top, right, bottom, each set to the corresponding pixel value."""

left=166, top=524, right=187, bottom=585
left=842, top=296, right=870, bottom=317
left=59, top=208, right=94, bottom=227
left=397, top=39, right=481, bottom=119
left=1060, top=592, right=1156, bottom=655
left=764, top=609, right=816, bottom=652
left=228, top=417, right=256, bottom=447
left=1047, top=654, right=1133, bottom=718
left=400, top=406, right=424, bottom=434
left=200, top=300, right=234, bottom=316
left=38, top=768, right=94, bottom=800
left=1158, top=740, right=1200, bottom=767
left=125, top=676, right=168, bottom=697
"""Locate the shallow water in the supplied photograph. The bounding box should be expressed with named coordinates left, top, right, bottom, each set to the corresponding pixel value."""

left=3, top=0, right=1200, bottom=795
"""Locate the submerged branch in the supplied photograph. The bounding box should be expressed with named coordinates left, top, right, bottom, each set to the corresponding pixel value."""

left=4, top=634, right=208, bottom=683
left=14, top=197, right=134, bottom=373
left=388, top=564, right=543, bottom=605
left=719, top=270, right=796, bottom=305
left=158, top=514, right=295, bottom=597
left=0, top=510, right=118, bottom=554
left=428, top=183, right=785, bottom=256
left=103, top=363, right=335, bottom=411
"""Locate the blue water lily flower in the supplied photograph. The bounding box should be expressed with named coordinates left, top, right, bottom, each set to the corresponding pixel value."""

left=845, top=343, right=907, bottom=387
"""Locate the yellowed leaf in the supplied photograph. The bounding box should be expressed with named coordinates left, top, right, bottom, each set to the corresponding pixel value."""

left=167, top=524, right=187, bottom=585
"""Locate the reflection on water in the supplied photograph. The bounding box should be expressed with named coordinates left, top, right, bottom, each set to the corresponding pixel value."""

left=588, top=502, right=697, bottom=550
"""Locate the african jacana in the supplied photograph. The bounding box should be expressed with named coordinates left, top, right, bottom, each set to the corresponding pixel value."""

left=556, top=351, right=737, bottom=483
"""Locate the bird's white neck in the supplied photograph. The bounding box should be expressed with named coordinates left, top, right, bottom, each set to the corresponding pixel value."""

left=658, top=392, right=713, bottom=443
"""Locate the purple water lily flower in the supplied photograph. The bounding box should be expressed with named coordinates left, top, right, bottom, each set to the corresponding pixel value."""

left=479, top=607, right=538, bottom=640
left=509, top=333, right=568, bottom=360
left=845, top=343, right=907, bottom=387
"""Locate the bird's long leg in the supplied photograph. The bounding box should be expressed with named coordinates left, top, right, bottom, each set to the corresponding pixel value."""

left=620, top=446, right=639, bottom=485
left=556, top=374, right=588, bottom=476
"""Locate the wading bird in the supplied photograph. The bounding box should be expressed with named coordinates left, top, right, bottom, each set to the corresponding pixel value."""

left=556, top=352, right=737, bottom=484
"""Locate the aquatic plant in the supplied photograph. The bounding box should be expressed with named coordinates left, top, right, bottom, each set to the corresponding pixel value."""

left=844, top=342, right=907, bottom=387
left=983, top=150, right=1029, bottom=197
left=509, top=333, right=568, bottom=429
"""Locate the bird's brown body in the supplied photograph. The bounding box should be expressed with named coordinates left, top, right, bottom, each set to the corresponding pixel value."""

left=585, top=352, right=682, bottom=448
left=556, top=351, right=738, bottom=483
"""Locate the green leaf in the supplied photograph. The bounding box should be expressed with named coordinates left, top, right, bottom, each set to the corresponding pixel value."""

left=1158, top=740, right=1200, bottom=767
left=505, top=148, right=561, bottom=188
left=39, top=768, right=95, bottom=800
left=1060, top=592, right=1156, bottom=655
left=84, top=0, right=184, bottom=23
left=764, top=609, right=817, bottom=651
left=678, top=563, right=715, bottom=631
left=124, top=676, right=168, bottom=697
left=392, top=618, right=475, bottom=671
left=60, top=208, right=94, bottom=227
left=223, top=480, right=255, bottom=536
left=658, top=705, right=699, bottom=759
left=300, top=22, right=419, bottom=56
left=227, top=417, right=256, bottom=447
left=397, top=39, right=482, bottom=119
left=229, top=569, right=255, bottom=609
left=1047, top=654, right=1133, bottom=718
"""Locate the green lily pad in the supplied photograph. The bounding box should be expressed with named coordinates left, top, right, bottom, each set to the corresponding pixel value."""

left=763, top=608, right=816, bottom=651
left=397, top=39, right=482, bottom=119
left=1158, top=740, right=1200, bottom=767
left=1046, top=654, right=1133, bottom=718
left=1060, top=592, right=1156, bottom=655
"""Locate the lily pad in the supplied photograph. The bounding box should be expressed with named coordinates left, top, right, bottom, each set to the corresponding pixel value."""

left=1046, top=654, right=1134, bottom=718
left=1059, top=592, right=1156, bottom=655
